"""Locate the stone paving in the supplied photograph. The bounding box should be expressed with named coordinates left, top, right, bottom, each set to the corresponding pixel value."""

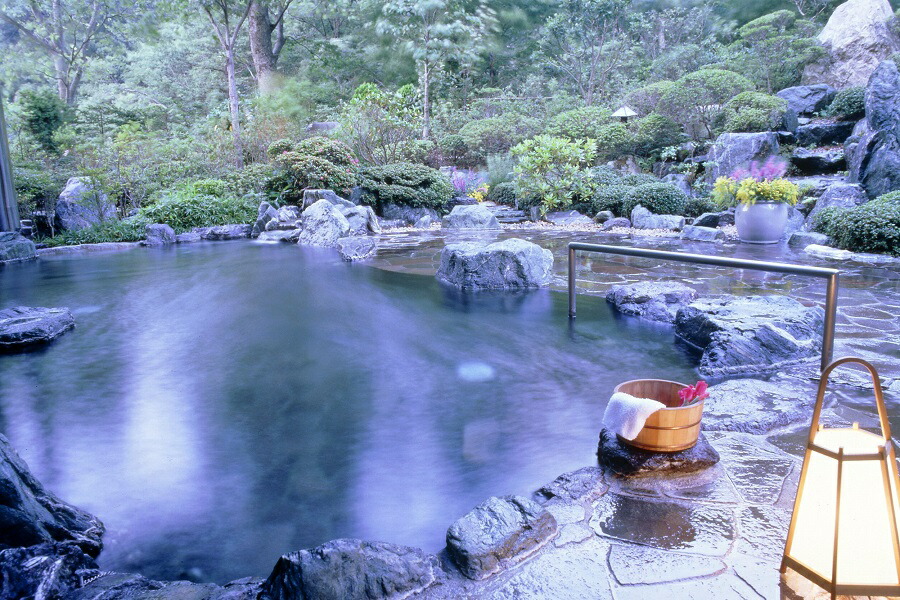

left=364, top=226, right=900, bottom=599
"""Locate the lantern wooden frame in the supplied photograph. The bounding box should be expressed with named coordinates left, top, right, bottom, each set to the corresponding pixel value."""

left=781, top=357, right=900, bottom=599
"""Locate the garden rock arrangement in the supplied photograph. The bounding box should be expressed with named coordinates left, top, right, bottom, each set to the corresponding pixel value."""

left=142, top=223, right=176, bottom=245
left=337, top=236, right=377, bottom=262
left=446, top=496, right=558, bottom=580
left=848, top=59, right=900, bottom=198
left=0, top=231, right=36, bottom=262
left=605, top=281, right=697, bottom=323
left=436, top=238, right=553, bottom=290
left=629, top=206, right=684, bottom=231
left=297, top=199, right=350, bottom=247
left=675, top=296, right=825, bottom=377
left=53, top=177, right=117, bottom=232
left=441, top=204, right=501, bottom=230
left=706, top=132, right=779, bottom=181
left=0, top=306, right=76, bottom=351
left=776, top=84, right=836, bottom=116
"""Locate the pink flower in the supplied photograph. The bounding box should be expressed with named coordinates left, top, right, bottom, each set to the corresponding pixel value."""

left=678, top=381, right=709, bottom=406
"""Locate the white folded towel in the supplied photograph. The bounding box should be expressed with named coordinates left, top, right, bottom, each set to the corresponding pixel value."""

left=602, top=392, right=666, bottom=440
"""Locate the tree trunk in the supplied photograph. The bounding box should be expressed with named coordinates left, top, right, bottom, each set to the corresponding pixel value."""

left=421, top=61, right=430, bottom=139
left=249, top=1, right=279, bottom=93
left=225, top=48, right=245, bottom=168
left=53, top=54, right=71, bottom=104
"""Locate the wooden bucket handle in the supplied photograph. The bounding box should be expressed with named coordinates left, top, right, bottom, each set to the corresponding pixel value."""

left=808, top=357, right=890, bottom=444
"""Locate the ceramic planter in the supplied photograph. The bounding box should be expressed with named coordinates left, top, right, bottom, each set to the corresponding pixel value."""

left=735, top=202, right=789, bottom=244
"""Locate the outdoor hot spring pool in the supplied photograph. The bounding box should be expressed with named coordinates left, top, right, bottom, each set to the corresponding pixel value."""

left=0, top=241, right=698, bottom=583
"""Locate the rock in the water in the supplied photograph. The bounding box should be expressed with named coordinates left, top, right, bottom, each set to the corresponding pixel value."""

left=601, top=217, right=630, bottom=230
left=0, top=433, right=103, bottom=555
left=535, top=467, right=607, bottom=504
left=175, top=231, right=202, bottom=244
left=693, top=212, right=731, bottom=228
left=791, top=148, right=846, bottom=175
left=850, top=60, right=900, bottom=198
left=807, top=182, right=868, bottom=223
left=257, top=230, right=296, bottom=242
left=776, top=85, right=837, bottom=116
left=681, top=225, right=724, bottom=242
left=142, top=224, right=176, bottom=246
left=0, top=542, right=98, bottom=600
left=0, top=231, right=36, bottom=262
left=337, top=237, right=377, bottom=262
left=544, top=210, right=593, bottom=226
left=446, top=496, right=558, bottom=580
left=441, top=204, right=501, bottom=229
left=382, top=204, right=440, bottom=226
left=597, top=429, right=719, bottom=476
left=630, top=206, right=685, bottom=231
left=606, top=281, right=697, bottom=323
left=805, top=243, right=853, bottom=260
left=702, top=377, right=815, bottom=434
left=788, top=231, right=831, bottom=248
left=593, top=210, right=615, bottom=224
left=802, top=0, right=900, bottom=89
left=302, top=189, right=354, bottom=209
left=297, top=200, right=350, bottom=248
left=707, top=133, right=779, bottom=181
left=795, top=121, right=856, bottom=147
left=0, top=306, right=75, bottom=350
left=53, top=177, right=117, bottom=232
left=200, top=224, right=252, bottom=240
left=261, top=539, right=440, bottom=600
left=71, top=572, right=262, bottom=600
left=252, top=201, right=279, bottom=237
left=340, top=205, right=381, bottom=236
left=436, top=238, right=553, bottom=290
left=675, top=296, right=825, bottom=377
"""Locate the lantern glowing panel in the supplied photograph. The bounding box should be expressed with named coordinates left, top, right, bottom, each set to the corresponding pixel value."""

left=782, top=358, right=900, bottom=598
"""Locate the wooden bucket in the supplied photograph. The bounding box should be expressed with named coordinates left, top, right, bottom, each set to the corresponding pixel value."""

left=614, top=379, right=704, bottom=453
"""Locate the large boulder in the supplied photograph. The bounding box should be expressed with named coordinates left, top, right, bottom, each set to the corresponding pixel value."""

left=662, top=173, right=694, bottom=197
left=53, top=177, right=117, bottom=232
left=675, top=295, right=825, bottom=377
left=630, top=206, right=684, bottom=231
left=200, top=224, right=252, bottom=240
left=436, top=238, right=553, bottom=290
left=252, top=201, right=279, bottom=237
left=791, top=148, right=846, bottom=175
left=849, top=60, right=900, bottom=198
left=776, top=85, right=837, bottom=116
left=802, top=0, right=900, bottom=89
left=807, top=183, right=869, bottom=223
left=381, top=204, right=440, bottom=226
left=337, top=236, right=377, bottom=262
left=795, top=121, right=856, bottom=147
left=441, top=204, right=501, bottom=229
left=597, top=429, right=720, bottom=476
left=302, top=189, right=354, bottom=210
left=446, top=496, right=558, bottom=580
left=600, top=217, right=631, bottom=230
left=142, top=223, right=176, bottom=246
left=0, top=231, right=36, bottom=262
left=0, top=542, right=98, bottom=600
left=0, top=433, right=104, bottom=556
left=261, top=539, right=440, bottom=600
left=297, top=199, right=350, bottom=247
left=340, top=205, right=381, bottom=236
left=788, top=231, right=831, bottom=248
left=265, top=206, right=303, bottom=232
left=0, top=306, right=75, bottom=350
left=606, top=281, right=697, bottom=323
left=681, top=225, right=725, bottom=242
left=707, top=133, right=779, bottom=181
left=544, top=210, right=593, bottom=226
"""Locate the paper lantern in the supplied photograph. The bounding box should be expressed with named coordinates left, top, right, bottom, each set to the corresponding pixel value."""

left=782, top=357, right=900, bottom=599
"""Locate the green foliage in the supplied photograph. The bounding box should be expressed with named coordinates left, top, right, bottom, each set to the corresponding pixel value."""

left=658, top=69, right=754, bottom=138
left=626, top=81, right=677, bottom=116
left=825, top=87, right=866, bottom=121
left=511, top=135, right=597, bottom=213
left=267, top=139, right=295, bottom=158
left=458, top=114, right=541, bottom=166
left=140, top=183, right=258, bottom=232
left=294, top=137, right=359, bottom=168
left=621, top=183, right=688, bottom=216
left=633, top=113, right=686, bottom=157
left=816, top=202, right=900, bottom=256
left=588, top=165, right=624, bottom=187
left=485, top=153, right=517, bottom=186
left=594, top=123, right=631, bottom=160
left=13, top=162, right=63, bottom=216
left=586, top=184, right=633, bottom=216
left=621, top=172, right=659, bottom=187
left=717, top=92, right=788, bottom=133
left=271, top=152, right=357, bottom=203
left=684, top=196, right=716, bottom=218
left=339, top=83, right=422, bottom=166
left=546, top=107, right=612, bottom=139
left=41, top=217, right=149, bottom=247
left=223, top=164, right=277, bottom=197
left=357, top=162, right=453, bottom=212
left=18, top=90, right=69, bottom=154
left=487, top=181, right=517, bottom=206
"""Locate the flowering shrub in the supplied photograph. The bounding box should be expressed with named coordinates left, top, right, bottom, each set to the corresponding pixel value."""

left=468, top=184, right=489, bottom=202
left=678, top=381, right=709, bottom=406
left=448, top=168, right=486, bottom=196
left=712, top=157, right=799, bottom=208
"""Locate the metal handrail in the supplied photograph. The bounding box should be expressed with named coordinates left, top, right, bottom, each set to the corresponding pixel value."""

left=567, top=242, right=840, bottom=371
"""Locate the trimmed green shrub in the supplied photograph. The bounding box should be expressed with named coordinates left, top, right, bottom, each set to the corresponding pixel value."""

left=223, top=164, right=278, bottom=197
left=271, top=152, right=356, bottom=203
left=621, top=183, right=689, bottom=217
left=190, top=179, right=229, bottom=197
left=546, top=107, right=612, bottom=139
left=873, top=191, right=900, bottom=206
left=684, top=196, right=716, bottom=218
left=267, top=139, right=295, bottom=159
left=825, top=87, right=865, bottom=121
left=141, top=185, right=259, bottom=232
left=439, top=134, right=467, bottom=164
left=487, top=181, right=517, bottom=206
left=621, top=173, right=659, bottom=187
left=458, top=114, right=542, bottom=165
left=42, top=217, right=149, bottom=247
left=587, top=184, right=634, bottom=217
left=633, top=113, right=686, bottom=157
left=815, top=202, right=900, bottom=255
left=358, top=163, right=453, bottom=212
left=717, top=92, right=787, bottom=133
left=294, top=136, right=358, bottom=168
left=594, top=123, right=633, bottom=160
left=587, top=166, right=624, bottom=188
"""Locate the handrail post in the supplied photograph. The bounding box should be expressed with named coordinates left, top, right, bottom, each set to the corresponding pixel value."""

left=567, top=242, right=841, bottom=373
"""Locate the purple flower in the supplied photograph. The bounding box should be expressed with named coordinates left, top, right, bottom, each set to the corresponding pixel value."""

left=731, top=156, right=787, bottom=182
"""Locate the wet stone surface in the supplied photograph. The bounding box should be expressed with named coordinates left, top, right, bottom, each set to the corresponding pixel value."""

left=597, top=429, right=720, bottom=476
